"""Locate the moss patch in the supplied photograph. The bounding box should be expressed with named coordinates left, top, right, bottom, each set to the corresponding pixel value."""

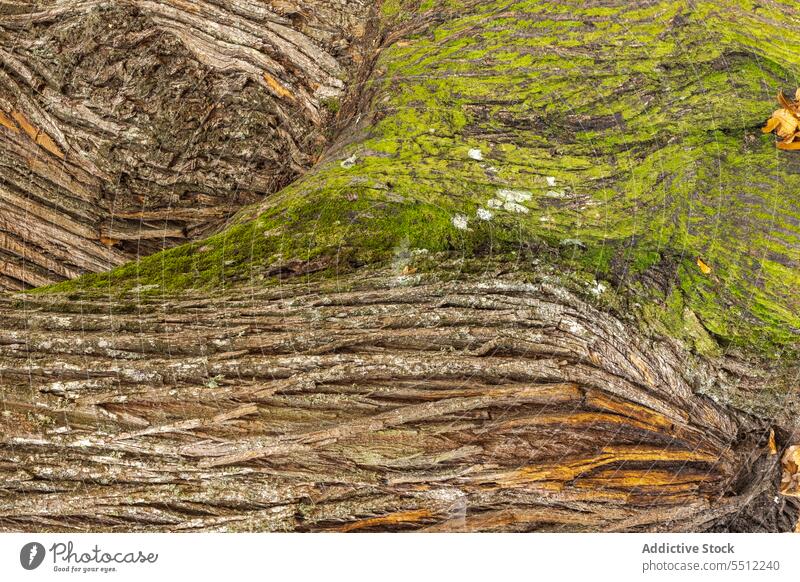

left=44, top=0, right=800, bottom=357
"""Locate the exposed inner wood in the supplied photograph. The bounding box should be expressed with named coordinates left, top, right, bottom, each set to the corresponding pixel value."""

left=1, top=274, right=797, bottom=532
left=0, top=0, right=370, bottom=289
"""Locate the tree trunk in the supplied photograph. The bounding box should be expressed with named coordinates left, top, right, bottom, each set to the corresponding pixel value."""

left=1, top=0, right=799, bottom=532
left=0, top=274, right=797, bottom=532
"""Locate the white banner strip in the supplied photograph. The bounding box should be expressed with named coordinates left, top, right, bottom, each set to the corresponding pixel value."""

left=1, top=533, right=798, bottom=582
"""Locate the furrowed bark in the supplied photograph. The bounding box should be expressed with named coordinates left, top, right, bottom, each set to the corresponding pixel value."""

left=0, top=274, right=797, bottom=532
left=0, top=0, right=370, bottom=289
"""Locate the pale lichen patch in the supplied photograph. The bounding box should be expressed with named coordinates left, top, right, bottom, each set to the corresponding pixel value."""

left=496, top=189, right=532, bottom=204
left=590, top=281, right=607, bottom=297
left=476, top=208, right=493, bottom=221
left=452, top=214, right=469, bottom=230
left=488, top=189, right=532, bottom=214
left=504, top=202, right=529, bottom=214
left=340, top=154, right=358, bottom=169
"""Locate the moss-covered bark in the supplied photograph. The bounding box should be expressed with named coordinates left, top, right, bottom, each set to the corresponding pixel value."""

left=44, top=0, right=800, bottom=360
left=2, top=1, right=799, bottom=532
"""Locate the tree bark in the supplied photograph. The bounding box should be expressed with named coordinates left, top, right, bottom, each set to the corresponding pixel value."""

left=0, top=272, right=797, bottom=532
left=0, top=0, right=370, bottom=289
left=1, top=0, right=799, bottom=532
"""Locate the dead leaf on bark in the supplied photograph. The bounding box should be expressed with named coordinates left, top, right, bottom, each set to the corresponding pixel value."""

left=763, top=90, right=800, bottom=149
left=696, top=257, right=712, bottom=274
left=781, top=445, right=800, bottom=497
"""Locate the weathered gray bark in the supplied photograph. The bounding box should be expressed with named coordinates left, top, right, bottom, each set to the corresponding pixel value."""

left=0, top=0, right=370, bottom=289
left=0, top=272, right=797, bottom=531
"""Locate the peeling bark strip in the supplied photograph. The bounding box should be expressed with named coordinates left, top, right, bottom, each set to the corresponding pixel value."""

left=0, top=0, right=370, bottom=289
left=1, top=275, right=797, bottom=532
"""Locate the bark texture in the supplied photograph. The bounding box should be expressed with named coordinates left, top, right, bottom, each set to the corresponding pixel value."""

left=0, top=0, right=799, bottom=533
left=0, top=0, right=369, bottom=289
left=0, top=272, right=798, bottom=532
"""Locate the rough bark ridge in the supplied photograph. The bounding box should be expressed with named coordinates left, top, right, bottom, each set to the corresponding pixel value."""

left=0, top=272, right=797, bottom=532
left=0, top=0, right=370, bottom=289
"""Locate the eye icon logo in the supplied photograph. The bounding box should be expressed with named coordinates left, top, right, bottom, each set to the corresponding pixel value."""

left=20, top=542, right=46, bottom=570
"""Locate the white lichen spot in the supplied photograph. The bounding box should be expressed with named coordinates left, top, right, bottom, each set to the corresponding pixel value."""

left=590, top=281, right=607, bottom=297
left=468, top=148, right=483, bottom=161
left=546, top=176, right=557, bottom=186
left=546, top=190, right=567, bottom=198
left=340, top=154, right=358, bottom=169
left=476, top=207, right=493, bottom=221
left=503, top=201, right=529, bottom=214
left=487, top=198, right=503, bottom=209
left=494, top=189, right=532, bottom=214
left=496, top=188, right=532, bottom=203
left=452, top=214, right=469, bottom=230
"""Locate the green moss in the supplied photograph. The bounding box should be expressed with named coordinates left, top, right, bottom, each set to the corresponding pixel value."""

left=643, top=284, right=723, bottom=358
left=321, top=97, right=341, bottom=114
left=44, top=0, right=800, bottom=357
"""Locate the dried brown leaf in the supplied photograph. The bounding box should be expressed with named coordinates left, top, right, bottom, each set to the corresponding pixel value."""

left=763, top=116, right=780, bottom=134
left=781, top=445, right=800, bottom=497
left=763, top=91, right=800, bottom=148
left=778, top=91, right=796, bottom=112
left=772, top=109, right=798, bottom=138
